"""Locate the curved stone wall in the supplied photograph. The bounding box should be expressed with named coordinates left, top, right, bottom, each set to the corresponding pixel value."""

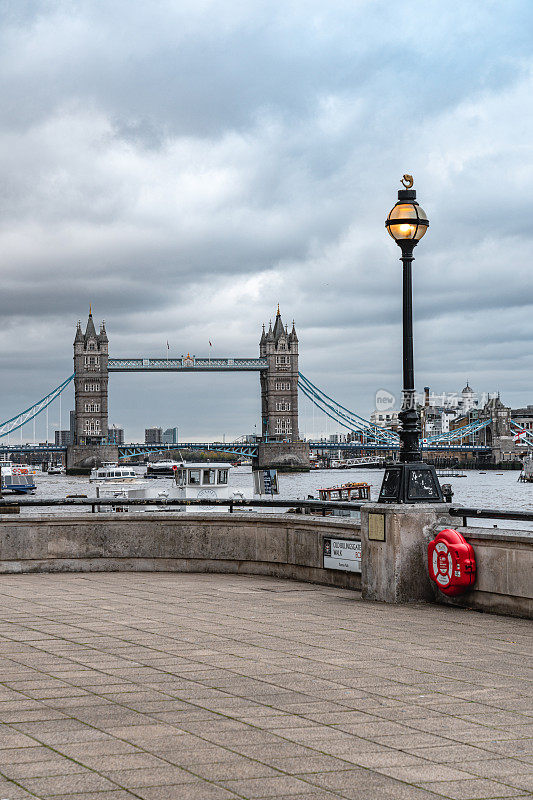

left=0, top=512, right=361, bottom=590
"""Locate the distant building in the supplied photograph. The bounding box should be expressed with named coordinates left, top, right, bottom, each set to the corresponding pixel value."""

left=370, top=411, right=399, bottom=430
left=511, top=405, right=533, bottom=431
left=108, top=425, right=125, bottom=445
left=458, top=383, right=478, bottom=412
left=54, top=409, right=76, bottom=446
left=145, top=427, right=162, bottom=444
left=55, top=429, right=73, bottom=446
left=162, top=427, right=178, bottom=444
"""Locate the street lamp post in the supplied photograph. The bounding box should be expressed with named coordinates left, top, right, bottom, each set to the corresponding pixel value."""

left=378, top=176, right=443, bottom=503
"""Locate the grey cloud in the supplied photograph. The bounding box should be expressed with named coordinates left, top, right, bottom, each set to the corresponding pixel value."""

left=1, top=0, right=533, bottom=440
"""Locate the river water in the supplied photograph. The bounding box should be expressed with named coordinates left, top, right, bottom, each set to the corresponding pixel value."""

left=17, top=465, right=533, bottom=530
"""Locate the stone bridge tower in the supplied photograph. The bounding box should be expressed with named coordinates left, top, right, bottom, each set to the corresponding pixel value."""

left=260, top=307, right=299, bottom=442
left=73, top=310, right=109, bottom=445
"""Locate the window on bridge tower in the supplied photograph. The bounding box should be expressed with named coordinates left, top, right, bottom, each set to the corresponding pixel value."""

left=275, top=418, right=292, bottom=435
left=84, top=419, right=100, bottom=434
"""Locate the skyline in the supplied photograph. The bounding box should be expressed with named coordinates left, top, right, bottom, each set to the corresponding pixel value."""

left=1, top=1, right=532, bottom=441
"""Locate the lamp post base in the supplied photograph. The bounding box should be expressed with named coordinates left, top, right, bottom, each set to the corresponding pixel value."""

left=378, top=461, right=443, bottom=504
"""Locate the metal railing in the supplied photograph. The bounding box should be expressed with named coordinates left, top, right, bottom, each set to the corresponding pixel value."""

left=0, top=497, right=363, bottom=516
left=1, top=498, right=532, bottom=528
left=449, top=506, right=533, bottom=528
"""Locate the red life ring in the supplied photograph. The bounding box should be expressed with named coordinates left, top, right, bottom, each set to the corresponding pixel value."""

left=428, top=529, right=476, bottom=597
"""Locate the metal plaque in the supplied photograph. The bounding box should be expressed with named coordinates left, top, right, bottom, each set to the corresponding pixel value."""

left=323, top=538, right=361, bottom=573
left=368, top=512, right=386, bottom=541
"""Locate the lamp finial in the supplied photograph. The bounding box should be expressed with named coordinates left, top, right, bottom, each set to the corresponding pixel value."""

left=401, top=174, right=413, bottom=189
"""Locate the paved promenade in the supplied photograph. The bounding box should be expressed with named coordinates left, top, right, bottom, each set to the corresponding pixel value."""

left=0, top=573, right=531, bottom=800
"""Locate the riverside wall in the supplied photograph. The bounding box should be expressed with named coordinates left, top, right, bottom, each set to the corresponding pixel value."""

left=0, top=509, right=530, bottom=618
left=0, top=513, right=361, bottom=590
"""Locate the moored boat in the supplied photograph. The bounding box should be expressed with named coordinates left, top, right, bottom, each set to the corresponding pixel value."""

left=0, top=460, right=37, bottom=494
left=312, top=481, right=371, bottom=517
left=47, top=465, right=64, bottom=475
left=145, top=460, right=182, bottom=478
left=318, top=482, right=371, bottom=502
left=90, top=464, right=138, bottom=483
left=95, top=462, right=252, bottom=512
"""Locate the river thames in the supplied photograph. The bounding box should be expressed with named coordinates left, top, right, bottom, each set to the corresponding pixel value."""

left=17, top=465, right=533, bottom=530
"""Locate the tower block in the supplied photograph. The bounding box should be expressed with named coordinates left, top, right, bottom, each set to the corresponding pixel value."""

left=73, top=311, right=109, bottom=444
left=257, top=308, right=309, bottom=471
left=68, top=311, right=117, bottom=471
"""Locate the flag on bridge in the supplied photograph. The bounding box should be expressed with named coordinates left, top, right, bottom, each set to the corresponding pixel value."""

left=514, top=430, right=527, bottom=443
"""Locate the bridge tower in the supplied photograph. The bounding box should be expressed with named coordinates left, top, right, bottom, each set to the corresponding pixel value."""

left=73, top=311, right=109, bottom=445
left=260, top=307, right=299, bottom=442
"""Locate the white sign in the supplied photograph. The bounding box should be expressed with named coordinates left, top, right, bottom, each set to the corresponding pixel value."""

left=323, top=538, right=361, bottom=573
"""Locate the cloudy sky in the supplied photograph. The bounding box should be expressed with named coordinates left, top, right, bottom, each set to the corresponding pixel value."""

left=1, top=0, right=532, bottom=442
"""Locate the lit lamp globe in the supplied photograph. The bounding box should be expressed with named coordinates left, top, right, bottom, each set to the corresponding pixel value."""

left=385, top=190, right=429, bottom=247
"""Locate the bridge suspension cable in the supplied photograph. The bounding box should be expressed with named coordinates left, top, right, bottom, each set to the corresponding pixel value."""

left=0, top=375, right=74, bottom=438
left=298, top=373, right=494, bottom=447
left=298, top=373, right=398, bottom=445
left=423, top=418, right=490, bottom=445
left=510, top=420, right=533, bottom=448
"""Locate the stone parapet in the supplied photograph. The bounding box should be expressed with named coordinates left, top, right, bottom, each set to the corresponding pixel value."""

left=0, top=512, right=360, bottom=590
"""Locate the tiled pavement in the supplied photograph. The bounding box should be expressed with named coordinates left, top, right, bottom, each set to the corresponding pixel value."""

left=0, top=573, right=531, bottom=800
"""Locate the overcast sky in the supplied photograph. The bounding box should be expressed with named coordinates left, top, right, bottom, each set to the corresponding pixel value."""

left=1, top=0, right=532, bottom=442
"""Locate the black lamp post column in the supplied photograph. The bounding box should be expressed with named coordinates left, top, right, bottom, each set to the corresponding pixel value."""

left=378, top=178, right=443, bottom=504
left=399, top=240, right=422, bottom=463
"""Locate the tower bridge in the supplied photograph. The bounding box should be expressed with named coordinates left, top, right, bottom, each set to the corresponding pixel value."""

left=0, top=309, right=523, bottom=470
left=70, top=307, right=307, bottom=470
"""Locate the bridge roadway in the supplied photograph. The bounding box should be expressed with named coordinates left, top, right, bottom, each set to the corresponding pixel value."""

left=0, top=440, right=491, bottom=458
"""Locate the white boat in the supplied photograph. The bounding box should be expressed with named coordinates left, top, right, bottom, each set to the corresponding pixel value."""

left=145, top=460, right=182, bottom=478
left=0, top=460, right=37, bottom=494
left=47, top=465, right=64, bottom=475
left=90, top=464, right=139, bottom=483
left=95, top=462, right=251, bottom=511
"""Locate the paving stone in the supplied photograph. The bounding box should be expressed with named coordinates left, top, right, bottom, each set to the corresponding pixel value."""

left=132, top=783, right=242, bottom=799
left=18, top=771, right=120, bottom=795
left=220, top=774, right=317, bottom=797
left=103, top=766, right=198, bottom=787
left=375, top=763, right=479, bottom=782
left=190, top=759, right=282, bottom=780
left=414, top=778, right=527, bottom=798
left=466, top=758, right=533, bottom=778
left=46, top=793, right=141, bottom=799
left=1, top=758, right=88, bottom=779
left=0, top=782, right=37, bottom=799
left=264, top=754, right=355, bottom=773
